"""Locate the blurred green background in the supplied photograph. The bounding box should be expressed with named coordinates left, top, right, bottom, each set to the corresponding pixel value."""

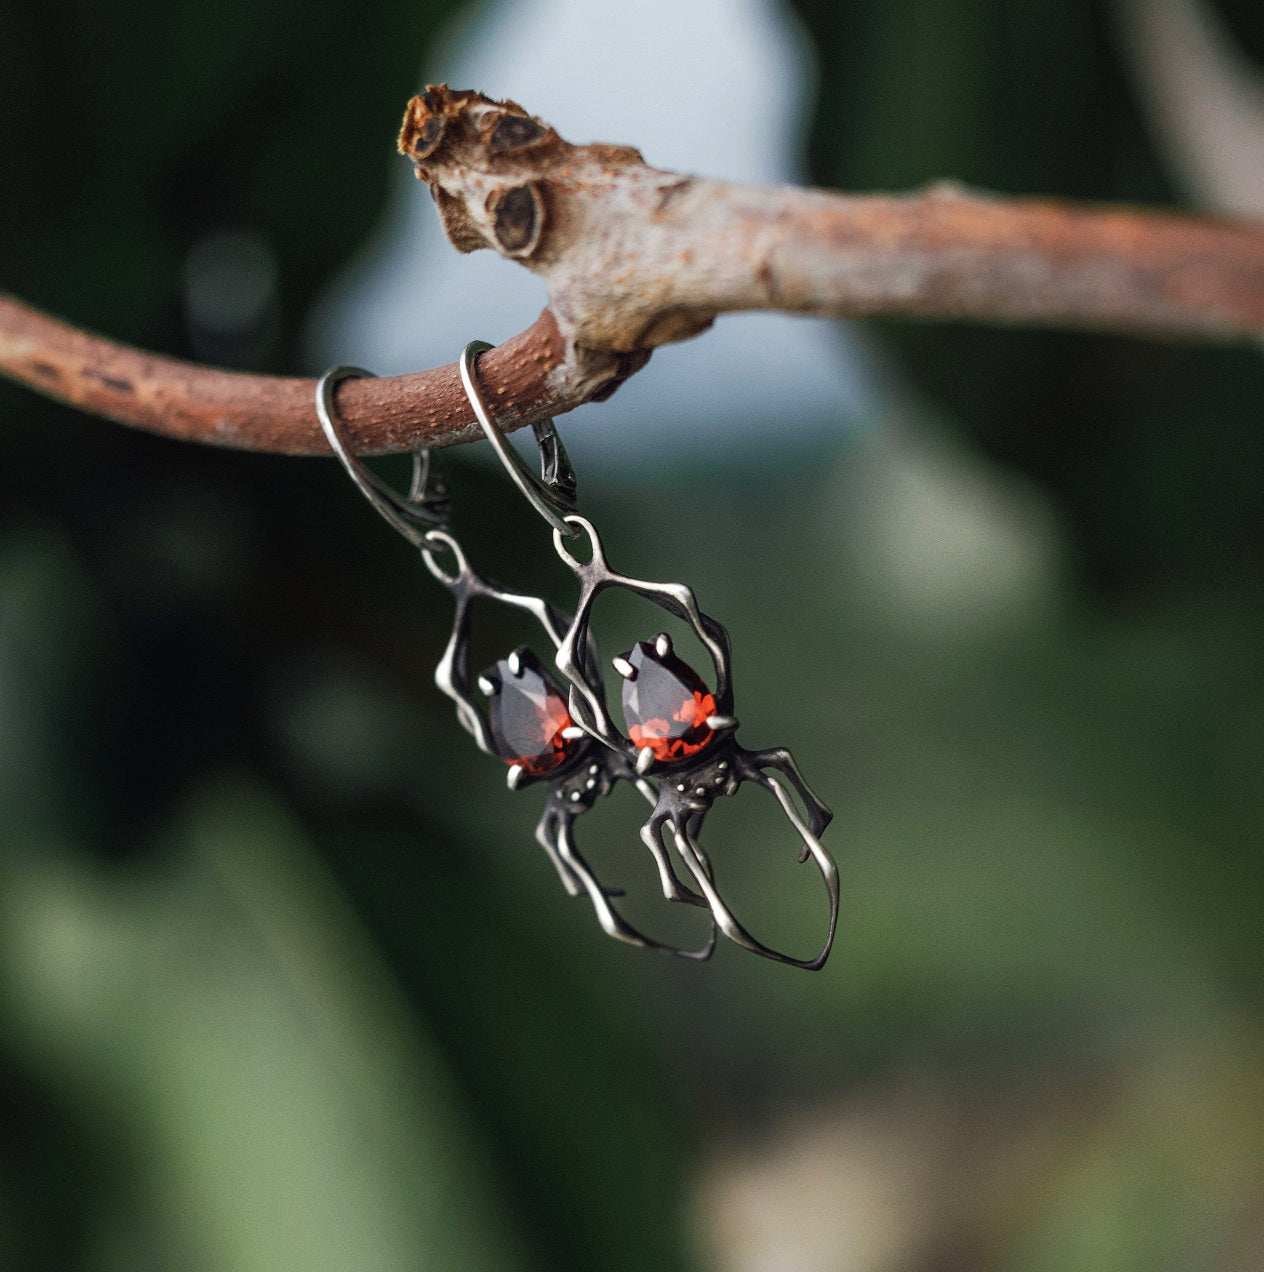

left=2, top=1, right=1263, bottom=1269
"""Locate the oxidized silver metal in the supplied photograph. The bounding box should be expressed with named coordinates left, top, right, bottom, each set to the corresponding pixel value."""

left=418, top=527, right=714, bottom=960
left=552, top=515, right=839, bottom=970
left=457, top=339, right=839, bottom=969
left=316, top=365, right=450, bottom=545
left=459, top=340, right=579, bottom=537
left=317, top=366, right=714, bottom=960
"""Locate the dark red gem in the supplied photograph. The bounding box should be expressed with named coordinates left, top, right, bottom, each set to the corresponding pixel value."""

left=485, top=647, right=577, bottom=776
left=620, top=641, right=717, bottom=763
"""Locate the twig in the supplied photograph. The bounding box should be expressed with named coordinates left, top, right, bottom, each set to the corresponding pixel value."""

left=0, top=298, right=579, bottom=455
left=3, top=84, right=1263, bottom=456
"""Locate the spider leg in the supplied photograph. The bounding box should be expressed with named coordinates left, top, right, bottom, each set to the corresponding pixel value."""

left=669, top=796, right=838, bottom=971
left=682, top=809, right=715, bottom=879
left=555, top=817, right=715, bottom=960
left=639, top=804, right=710, bottom=907
left=759, top=770, right=839, bottom=970
left=747, top=747, right=834, bottom=850
left=534, top=807, right=585, bottom=897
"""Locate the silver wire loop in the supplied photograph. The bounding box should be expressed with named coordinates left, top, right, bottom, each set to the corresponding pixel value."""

left=459, top=339, right=580, bottom=537
left=551, top=513, right=606, bottom=573
left=316, top=365, right=450, bottom=549
left=421, top=529, right=463, bottom=586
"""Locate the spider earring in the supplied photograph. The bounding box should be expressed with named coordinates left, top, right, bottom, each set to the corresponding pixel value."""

left=459, top=342, right=840, bottom=970
left=316, top=366, right=715, bottom=960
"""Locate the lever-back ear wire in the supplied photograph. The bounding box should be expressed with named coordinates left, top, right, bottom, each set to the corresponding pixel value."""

left=316, top=365, right=449, bottom=548
left=459, top=340, right=581, bottom=537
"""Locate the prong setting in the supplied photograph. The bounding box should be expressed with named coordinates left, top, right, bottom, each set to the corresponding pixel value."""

left=477, top=674, right=498, bottom=697
left=612, top=655, right=636, bottom=680
left=706, top=714, right=738, bottom=732
left=506, top=763, right=525, bottom=790
left=654, top=631, right=672, bottom=659
left=635, top=746, right=655, bottom=775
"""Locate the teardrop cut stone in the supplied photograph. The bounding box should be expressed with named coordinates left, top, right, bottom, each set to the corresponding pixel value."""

left=620, top=641, right=717, bottom=763
left=484, top=647, right=577, bottom=776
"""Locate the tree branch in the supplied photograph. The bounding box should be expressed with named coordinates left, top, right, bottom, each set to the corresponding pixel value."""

left=0, top=297, right=581, bottom=455
left=3, top=84, right=1263, bottom=456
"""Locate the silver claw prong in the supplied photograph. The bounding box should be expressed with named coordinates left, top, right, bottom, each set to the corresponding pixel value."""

left=706, top=714, right=738, bottom=731
left=477, top=674, right=498, bottom=697
left=654, top=631, right=672, bottom=658
left=612, top=654, right=636, bottom=680
left=506, top=763, right=525, bottom=790
left=635, top=746, right=655, bottom=775
left=561, top=725, right=586, bottom=740
left=507, top=649, right=523, bottom=676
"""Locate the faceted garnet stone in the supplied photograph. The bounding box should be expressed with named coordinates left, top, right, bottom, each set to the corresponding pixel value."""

left=484, top=647, right=577, bottom=776
left=620, top=640, right=717, bottom=763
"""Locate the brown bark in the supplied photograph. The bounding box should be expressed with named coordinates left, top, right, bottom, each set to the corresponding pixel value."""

left=0, top=299, right=573, bottom=455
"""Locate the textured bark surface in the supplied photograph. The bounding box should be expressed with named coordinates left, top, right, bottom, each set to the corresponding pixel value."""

left=0, top=300, right=571, bottom=455
left=2, top=84, right=1263, bottom=455
left=400, top=87, right=1264, bottom=351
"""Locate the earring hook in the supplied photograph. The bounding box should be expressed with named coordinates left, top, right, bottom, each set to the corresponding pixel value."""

left=459, top=340, right=580, bottom=537
left=316, top=365, right=450, bottom=548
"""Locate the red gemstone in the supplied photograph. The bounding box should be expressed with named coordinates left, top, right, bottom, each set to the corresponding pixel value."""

left=484, top=647, right=578, bottom=776
left=620, top=640, right=717, bottom=763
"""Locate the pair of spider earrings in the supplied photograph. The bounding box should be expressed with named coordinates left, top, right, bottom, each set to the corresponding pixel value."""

left=317, top=343, right=838, bottom=969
